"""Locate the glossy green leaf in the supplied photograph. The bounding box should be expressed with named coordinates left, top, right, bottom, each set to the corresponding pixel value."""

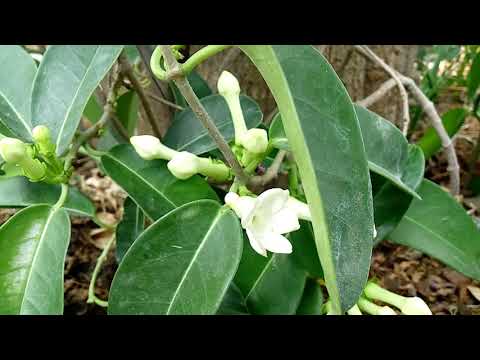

left=468, top=52, right=480, bottom=100
left=101, top=144, right=219, bottom=220
left=390, top=180, right=480, bottom=280
left=217, top=282, right=249, bottom=315
left=0, top=205, right=71, bottom=314
left=373, top=145, right=425, bottom=244
left=31, top=45, right=124, bottom=155
left=116, top=197, right=144, bottom=263
left=116, top=90, right=139, bottom=136
left=0, top=176, right=95, bottom=217
left=164, top=94, right=263, bottom=155
left=355, top=105, right=420, bottom=199
left=269, top=112, right=289, bottom=150
left=83, top=94, right=103, bottom=124
left=108, top=200, right=243, bottom=315
left=289, top=221, right=323, bottom=278
left=234, top=234, right=307, bottom=315
left=239, top=45, right=374, bottom=313
left=417, top=108, right=467, bottom=159
left=296, top=278, right=324, bottom=315
left=169, top=71, right=212, bottom=109
left=0, top=45, right=37, bottom=140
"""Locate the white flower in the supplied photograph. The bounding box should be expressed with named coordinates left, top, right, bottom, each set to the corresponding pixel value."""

left=240, top=128, right=269, bottom=154
left=399, top=297, right=432, bottom=315
left=0, top=137, right=28, bottom=163
left=217, top=70, right=240, bottom=97
left=377, top=306, right=397, bottom=315
left=286, top=196, right=312, bottom=221
left=167, top=151, right=200, bottom=180
left=130, top=135, right=177, bottom=161
left=225, top=188, right=300, bottom=257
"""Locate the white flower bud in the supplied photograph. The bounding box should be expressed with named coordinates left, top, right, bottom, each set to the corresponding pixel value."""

left=0, top=138, right=28, bottom=163
left=240, top=128, right=269, bottom=154
left=377, top=306, right=397, bottom=315
left=130, top=135, right=177, bottom=161
left=399, top=297, right=432, bottom=315
left=167, top=152, right=200, bottom=180
left=217, top=71, right=240, bottom=97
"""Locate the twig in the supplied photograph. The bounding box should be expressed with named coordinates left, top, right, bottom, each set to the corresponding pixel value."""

left=87, top=233, right=116, bottom=307
left=160, top=45, right=249, bottom=185
left=146, top=92, right=184, bottom=111
left=356, top=45, right=411, bottom=136
left=249, top=150, right=287, bottom=187
left=64, top=65, right=122, bottom=170
left=354, top=46, right=461, bottom=196
left=136, top=45, right=168, bottom=99
left=357, top=78, right=397, bottom=107
left=119, top=52, right=163, bottom=138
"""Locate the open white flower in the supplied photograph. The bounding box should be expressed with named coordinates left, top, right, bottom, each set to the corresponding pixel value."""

left=225, top=188, right=300, bottom=257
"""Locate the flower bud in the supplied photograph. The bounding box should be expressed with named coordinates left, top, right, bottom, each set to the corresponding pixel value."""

left=377, top=306, right=397, bottom=315
left=0, top=138, right=28, bottom=163
left=240, top=128, right=269, bottom=154
left=32, top=125, right=51, bottom=144
left=167, top=151, right=199, bottom=180
left=130, top=135, right=177, bottom=161
left=399, top=297, right=432, bottom=315
left=347, top=304, right=362, bottom=315
left=225, top=192, right=255, bottom=220
left=217, top=71, right=240, bottom=97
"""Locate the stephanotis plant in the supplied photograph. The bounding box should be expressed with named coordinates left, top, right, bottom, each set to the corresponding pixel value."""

left=0, top=45, right=478, bottom=315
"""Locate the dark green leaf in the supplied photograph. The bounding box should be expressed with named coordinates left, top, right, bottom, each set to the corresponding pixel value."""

left=101, top=144, right=219, bottom=220
left=0, top=205, right=71, bottom=314
left=31, top=45, right=124, bottom=155
left=108, top=200, right=243, bottom=315
left=116, top=90, right=139, bottom=136
left=164, top=94, right=263, bottom=155
left=0, top=176, right=95, bottom=217
left=269, top=113, right=289, bottom=150
left=116, top=197, right=144, bottom=262
left=390, top=180, right=480, bottom=280
left=289, top=221, right=323, bottom=278
left=0, top=45, right=37, bottom=140
left=417, top=108, right=468, bottom=159
left=468, top=52, right=480, bottom=100
left=217, top=282, right=249, bottom=315
left=83, top=95, right=103, bottom=124
left=296, top=278, right=324, bottom=315
left=234, top=234, right=307, bottom=314
left=239, top=45, right=374, bottom=313
left=373, top=145, right=425, bottom=244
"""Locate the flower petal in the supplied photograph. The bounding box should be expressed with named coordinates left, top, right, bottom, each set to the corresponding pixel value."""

left=255, top=188, right=290, bottom=217
left=246, top=228, right=268, bottom=257
left=257, top=231, right=293, bottom=254
left=271, top=208, right=300, bottom=234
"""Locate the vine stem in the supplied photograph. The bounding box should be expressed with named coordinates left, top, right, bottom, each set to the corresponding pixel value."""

left=87, top=233, right=116, bottom=307
left=53, top=183, right=69, bottom=210
left=159, top=45, right=249, bottom=185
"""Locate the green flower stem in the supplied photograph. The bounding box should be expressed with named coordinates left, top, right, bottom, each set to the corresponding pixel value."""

left=54, top=183, right=69, bottom=210
left=357, top=297, right=384, bottom=315
left=363, top=282, right=406, bottom=309
left=151, top=45, right=231, bottom=81
left=87, top=233, right=116, bottom=308
left=196, top=157, right=231, bottom=182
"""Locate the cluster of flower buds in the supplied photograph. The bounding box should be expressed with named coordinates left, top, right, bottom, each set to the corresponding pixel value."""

left=0, top=126, right=69, bottom=184
left=217, top=71, right=269, bottom=162
left=130, top=135, right=231, bottom=182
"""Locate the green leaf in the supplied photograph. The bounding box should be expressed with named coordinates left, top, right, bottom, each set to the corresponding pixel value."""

left=0, top=176, right=95, bottom=217
left=239, top=45, right=374, bottom=313
left=234, top=234, right=307, bottom=314
left=124, top=45, right=140, bottom=64
left=289, top=221, right=323, bottom=278
left=389, top=179, right=480, bottom=280
left=116, top=197, right=144, bottom=263
left=169, top=71, right=212, bottom=109
left=417, top=108, right=468, bottom=159
left=217, top=282, right=249, bottom=315
left=296, top=278, right=324, bottom=315
left=116, top=90, right=139, bottom=136
left=0, top=45, right=37, bottom=140
left=101, top=144, right=219, bottom=220
left=269, top=112, right=290, bottom=150
left=355, top=105, right=420, bottom=199
left=0, top=205, right=71, bottom=314
left=468, top=52, right=480, bottom=100
left=83, top=94, right=103, bottom=124
left=31, top=45, right=124, bottom=155
left=163, top=94, right=263, bottom=155
left=108, top=200, right=243, bottom=315
left=373, top=145, right=425, bottom=244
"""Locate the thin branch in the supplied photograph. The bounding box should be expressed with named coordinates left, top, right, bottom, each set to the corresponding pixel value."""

left=354, top=46, right=461, bottom=196
left=357, top=78, right=397, bottom=107
left=136, top=45, right=168, bottom=99
left=160, top=45, right=249, bottom=185
left=146, top=92, right=184, bottom=111
left=119, top=52, right=162, bottom=138
left=356, top=45, right=411, bottom=136
left=249, top=150, right=287, bottom=187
